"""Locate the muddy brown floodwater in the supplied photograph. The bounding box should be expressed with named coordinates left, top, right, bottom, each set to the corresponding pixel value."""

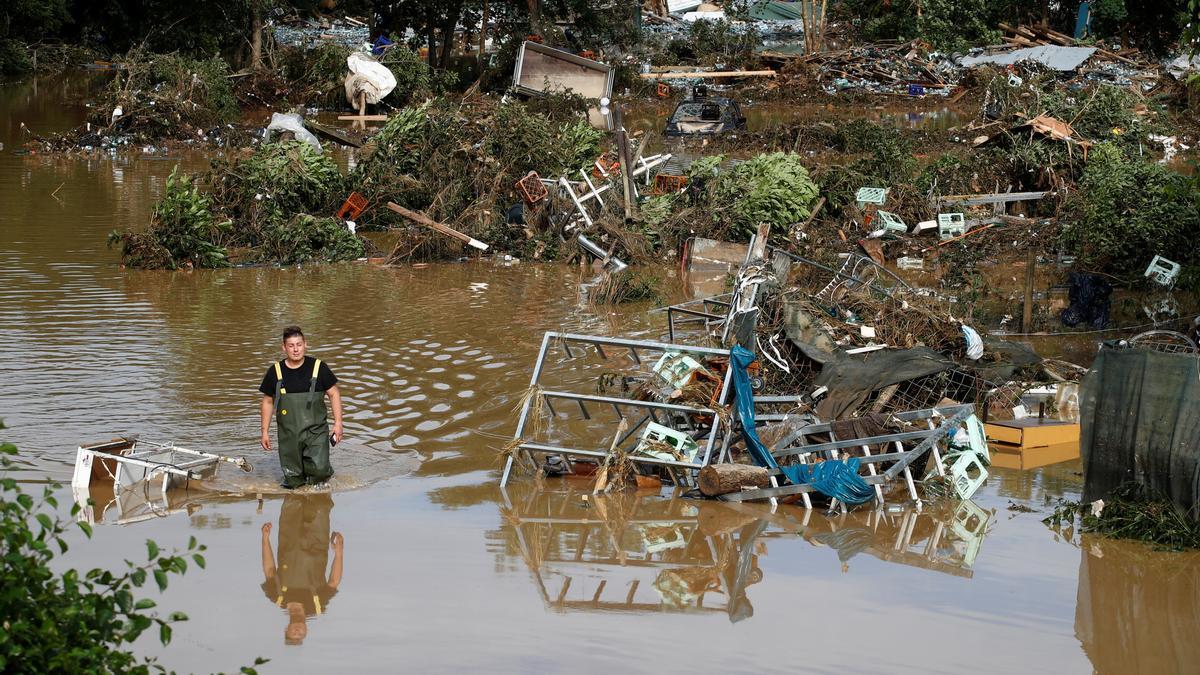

left=2, top=73, right=1198, bottom=674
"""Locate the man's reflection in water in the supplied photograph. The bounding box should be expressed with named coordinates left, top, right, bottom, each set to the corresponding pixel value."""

left=260, top=493, right=343, bottom=645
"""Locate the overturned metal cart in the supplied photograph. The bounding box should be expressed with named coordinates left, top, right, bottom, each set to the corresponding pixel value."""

left=72, top=438, right=250, bottom=522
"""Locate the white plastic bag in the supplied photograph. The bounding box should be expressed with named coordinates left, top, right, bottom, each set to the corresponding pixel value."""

left=264, top=112, right=321, bottom=152
left=344, top=51, right=396, bottom=106
left=961, top=325, right=984, bottom=360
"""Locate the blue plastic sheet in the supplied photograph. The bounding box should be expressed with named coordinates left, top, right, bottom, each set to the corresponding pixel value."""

left=731, top=345, right=874, bottom=503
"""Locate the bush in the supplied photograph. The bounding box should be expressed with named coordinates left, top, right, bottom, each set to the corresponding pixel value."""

left=380, top=47, right=435, bottom=105
left=0, top=38, right=32, bottom=76
left=220, top=141, right=345, bottom=234
left=110, top=168, right=229, bottom=269
left=712, top=152, right=820, bottom=238
left=263, top=214, right=365, bottom=264
left=1060, top=143, right=1200, bottom=279
left=0, top=425, right=265, bottom=672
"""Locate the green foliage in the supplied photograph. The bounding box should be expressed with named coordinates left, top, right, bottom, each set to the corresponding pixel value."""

left=1040, top=85, right=1155, bottom=145
left=485, top=103, right=599, bottom=176
left=1090, top=0, right=1129, bottom=37
left=1060, top=143, right=1200, bottom=278
left=263, top=214, right=365, bottom=265
left=555, top=120, right=605, bottom=175
left=224, top=141, right=345, bottom=232
left=110, top=168, right=229, bottom=269
left=712, top=152, right=819, bottom=238
left=686, top=154, right=725, bottom=181
left=853, top=0, right=1000, bottom=52
left=0, top=0, right=69, bottom=74
left=0, top=433, right=268, bottom=673
left=640, top=194, right=678, bottom=228
left=115, top=141, right=353, bottom=268
left=0, top=39, right=32, bottom=76
left=380, top=47, right=437, bottom=105
left=353, top=99, right=601, bottom=243
left=1045, top=484, right=1200, bottom=551
left=836, top=119, right=917, bottom=184
left=668, top=18, right=762, bottom=68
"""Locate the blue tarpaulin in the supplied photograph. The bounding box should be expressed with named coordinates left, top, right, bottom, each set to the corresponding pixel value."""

left=731, top=345, right=874, bottom=504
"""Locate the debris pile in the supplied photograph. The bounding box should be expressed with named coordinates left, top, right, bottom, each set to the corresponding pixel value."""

left=271, top=15, right=370, bottom=50
left=805, top=41, right=962, bottom=96
left=500, top=233, right=1081, bottom=510
left=54, top=51, right=243, bottom=150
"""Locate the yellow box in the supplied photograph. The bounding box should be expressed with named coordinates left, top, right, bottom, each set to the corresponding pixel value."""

left=985, top=419, right=1080, bottom=448
left=988, top=439, right=1080, bottom=470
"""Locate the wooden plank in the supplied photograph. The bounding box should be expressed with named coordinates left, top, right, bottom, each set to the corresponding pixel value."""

left=937, top=191, right=1051, bottom=205
left=385, top=202, right=489, bottom=250
left=639, top=70, right=776, bottom=79
left=303, top=120, right=363, bottom=148
left=337, top=114, right=389, bottom=121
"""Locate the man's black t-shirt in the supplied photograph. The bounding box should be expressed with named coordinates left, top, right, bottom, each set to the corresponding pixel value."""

left=259, top=356, right=338, bottom=397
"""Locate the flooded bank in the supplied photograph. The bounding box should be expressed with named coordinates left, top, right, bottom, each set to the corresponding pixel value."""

left=2, top=73, right=1198, bottom=673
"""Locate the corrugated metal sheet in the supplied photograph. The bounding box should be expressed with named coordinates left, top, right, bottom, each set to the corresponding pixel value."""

left=749, top=1, right=805, bottom=21
left=959, top=46, right=1096, bottom=71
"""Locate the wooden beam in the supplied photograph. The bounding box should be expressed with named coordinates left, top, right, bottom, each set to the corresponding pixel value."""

left=638, top=70, right=776, bottom=79
left=385, top=202, right=489, bottom=251
left=303, top=120, right=362, bottom=148
left=337, top=114, right=389, bottom=121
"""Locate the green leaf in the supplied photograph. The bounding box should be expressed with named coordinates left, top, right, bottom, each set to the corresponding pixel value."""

left=135, top=598, right=156, bottom=610
left=16, top=494, right=33, bottom=510
left=192, top=554, right=206, bottom=569
left=35, top=513, right=53, bottom=531
left=159, top=622, right=172, bottom=645
left=168, top=611, right=188, bottom=622
left=153, top=569, right=168, bottom=592
left=131, top=568, right=147, bottom=587
left=146, top=540, right=159, bottom=560
left=188, top=536, right=197, bottom=551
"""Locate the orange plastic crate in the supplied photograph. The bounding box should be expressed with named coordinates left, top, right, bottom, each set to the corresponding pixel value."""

left=515, top=171, right=548, bottom=204
left=592, top=153, right=620, bottom=179
left=336, top=192, right=368, bottom=220
left=652, top=174, right=688, bottom=195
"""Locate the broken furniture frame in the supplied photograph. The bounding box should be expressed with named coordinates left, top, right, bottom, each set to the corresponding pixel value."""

left=500, top=332, right=734, bottom=488
left=719, top=404, right=975, bottom=506
left=773, top=247, right=911, bottom=300
left=553, top=153, right=673, bottom=229
left=665, top=294, right=733, bottom=343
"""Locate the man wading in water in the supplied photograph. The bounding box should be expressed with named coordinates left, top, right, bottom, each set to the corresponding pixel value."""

left=259, top=326, right=343, bottom=488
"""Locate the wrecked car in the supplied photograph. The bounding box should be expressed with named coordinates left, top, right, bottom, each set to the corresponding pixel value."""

left=664, top=88, right=746, bottom=136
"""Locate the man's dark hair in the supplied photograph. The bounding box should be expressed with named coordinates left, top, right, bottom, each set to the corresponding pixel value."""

left=282, top=326, right=304, bottom=341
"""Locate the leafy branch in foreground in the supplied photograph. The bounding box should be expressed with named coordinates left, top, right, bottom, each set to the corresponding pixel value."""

left=0, top=420, right=266, bottom=673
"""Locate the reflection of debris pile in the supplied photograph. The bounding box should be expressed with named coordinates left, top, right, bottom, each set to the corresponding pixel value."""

left=494, top=486, right=991, bottom=623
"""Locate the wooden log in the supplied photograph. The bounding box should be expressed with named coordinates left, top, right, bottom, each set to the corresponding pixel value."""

left=385, top=202, right=489, bottom=250
left=639, top=70, right=776, bottom=79
left=698, top=463, right=771, bottom=497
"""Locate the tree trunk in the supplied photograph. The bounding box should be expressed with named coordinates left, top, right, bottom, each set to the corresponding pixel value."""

left=250, top=4, right=263, bottom=72
left=698, top=464, right=772, bottom=497
left=477, top=0, right=489, bottom=78
left=526, top=0, right=541, bottom=35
